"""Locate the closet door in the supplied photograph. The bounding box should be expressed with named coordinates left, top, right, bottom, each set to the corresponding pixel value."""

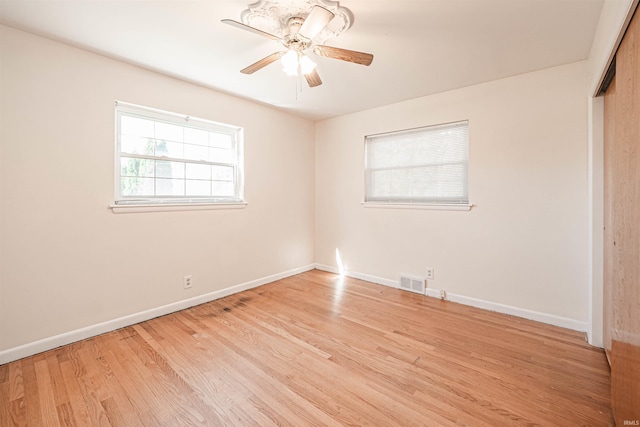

left=603, top=6, right=640, bottom=425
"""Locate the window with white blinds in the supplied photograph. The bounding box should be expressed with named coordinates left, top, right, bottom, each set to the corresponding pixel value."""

left=364, top=120, right=469, bottom=205
left=115, top=102, right=243, bottom=205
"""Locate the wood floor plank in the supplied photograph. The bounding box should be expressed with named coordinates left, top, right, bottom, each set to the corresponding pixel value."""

left=0, top=370, right=9, bottom=426
left=1, top=362, right=27, bottom=427
left=0, top=364, right=8, bottom=385
left=33, top=358, right=61, bottom=427
left=58, top=353, right=94, bottom=426
left=0, top=270, right=613, bottom=426
left=21, top=357, right=44, bottom=427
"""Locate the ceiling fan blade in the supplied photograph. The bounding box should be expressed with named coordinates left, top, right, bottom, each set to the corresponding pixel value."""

left=314, top=45, right=374, bottom=66
left=298, top=6, right=335, bottom=40
left=241, top=52, right=285, bottom=74
left=304, top=69, right=323, bottom=87
left=221, top=19, right=280, bottom=41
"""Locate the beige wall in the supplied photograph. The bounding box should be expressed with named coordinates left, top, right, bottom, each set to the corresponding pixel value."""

left=0, top=26, right=316, bottom=351
left=316, top=61, right=589, bottom=323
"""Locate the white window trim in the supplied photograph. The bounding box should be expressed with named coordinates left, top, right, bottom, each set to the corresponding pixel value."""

left=113, top=101, right=245, bottom=210
left=361, top=202, right=472, bottom=211
left=109, top=201, right=247, bottom=214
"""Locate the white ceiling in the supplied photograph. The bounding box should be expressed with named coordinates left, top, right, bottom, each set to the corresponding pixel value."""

left=0, top=0, right=604, bottom=121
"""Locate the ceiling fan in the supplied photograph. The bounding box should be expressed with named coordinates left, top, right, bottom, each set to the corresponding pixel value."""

left=222, top=5, right=373, bottom=88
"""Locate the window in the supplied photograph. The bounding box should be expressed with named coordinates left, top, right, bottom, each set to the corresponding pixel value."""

left=364, top=120, right=469, bottom=206
left=115, top=102, right=244, bottom=206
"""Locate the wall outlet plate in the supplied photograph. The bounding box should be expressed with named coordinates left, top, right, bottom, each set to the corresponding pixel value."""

left=183, top=275, right=192, bottom=289
left=426, top=267, right=434, bottom=280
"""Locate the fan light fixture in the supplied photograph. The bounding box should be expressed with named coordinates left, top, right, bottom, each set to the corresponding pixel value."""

left=299, top=55, right=317, bottom=74
left=281, top=50, right=317, bottom=76
left=281, top=50, right=299, bottom=76
left=222, top=0, right=373, bottom=88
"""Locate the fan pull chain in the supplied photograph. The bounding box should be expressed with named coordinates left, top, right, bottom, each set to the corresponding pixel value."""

left=295, top=73, right=303, bottom=101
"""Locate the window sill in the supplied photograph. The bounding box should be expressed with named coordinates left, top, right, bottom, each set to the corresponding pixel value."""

left=361, top=202, right=472, bottom=211
left=110, top=202, right=247, bottom=213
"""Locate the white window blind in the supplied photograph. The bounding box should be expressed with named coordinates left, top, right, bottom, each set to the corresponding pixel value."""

left=365, top=120, right=469, bottom=204
left=115, top=102, right=244, bottom=205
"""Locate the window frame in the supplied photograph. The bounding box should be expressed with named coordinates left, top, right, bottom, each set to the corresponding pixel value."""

left=363, top=120, right=471, bottom=211
left=113, top=101, right=245, bottom=211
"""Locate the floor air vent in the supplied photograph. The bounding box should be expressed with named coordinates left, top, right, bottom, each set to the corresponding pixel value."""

left=399, top=275, right=425, bottom=294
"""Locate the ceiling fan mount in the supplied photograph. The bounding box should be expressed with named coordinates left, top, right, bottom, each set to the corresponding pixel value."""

left=282, top=17, right=310, bottom=51
left=222, top=1, right=373, bottom=88
left=284, top=17, right=305, bottom=36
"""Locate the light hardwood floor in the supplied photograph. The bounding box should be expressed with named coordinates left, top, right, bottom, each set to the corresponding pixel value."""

left=0, top=270, right=613, bottom=426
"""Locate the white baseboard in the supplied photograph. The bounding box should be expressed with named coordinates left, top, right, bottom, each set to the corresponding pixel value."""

left=424, top=288, right=588, bottom=332
left=315, top=263, right=399, bottom=288
left=0, top=264, right=315, bottom=365
left=314, top=263, right=588, bottom=333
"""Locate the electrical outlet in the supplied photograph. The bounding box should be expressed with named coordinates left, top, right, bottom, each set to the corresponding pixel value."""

left=440, top=290, right=447, bottom=300
left=183, top=275, right=192, bottom=289
left=426, top=267, right=434, bottom=280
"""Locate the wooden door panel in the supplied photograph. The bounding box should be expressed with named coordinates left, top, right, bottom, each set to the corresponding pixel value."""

left=604, top=6, right=640, bottom=425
